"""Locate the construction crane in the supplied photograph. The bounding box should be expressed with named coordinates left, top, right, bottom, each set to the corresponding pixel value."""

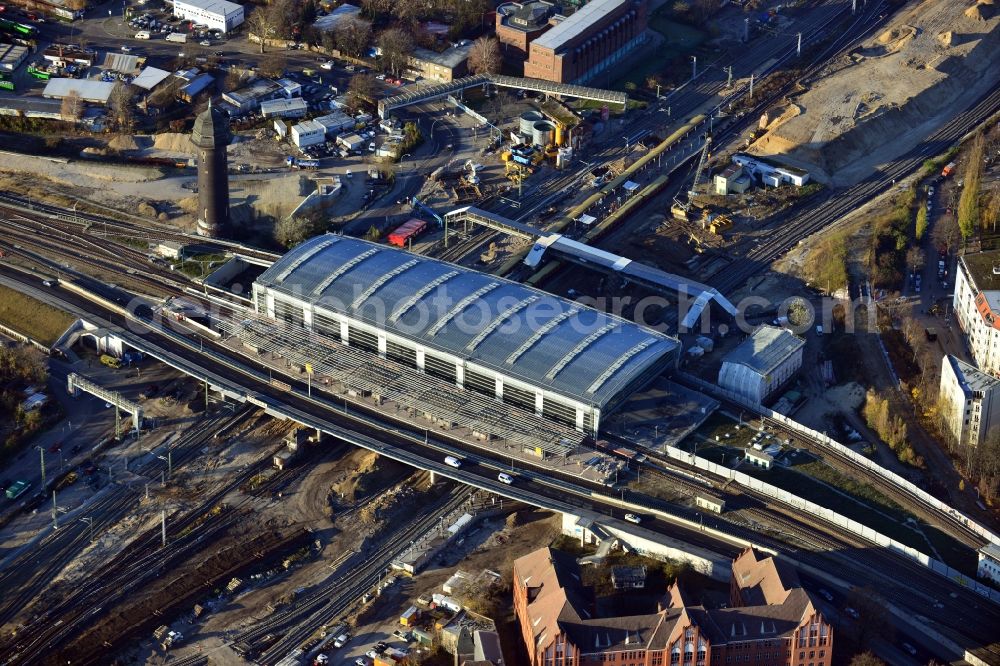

left=671, top=133, right=713, bottom=221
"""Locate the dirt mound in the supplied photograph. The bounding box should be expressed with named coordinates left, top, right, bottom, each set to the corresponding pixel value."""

left=108, top=135, right=138, bottom=152
left=877, top=25, right=916, bottom=44
left=152, top=132, right=195, bottom=154
left=747, top=0, right=1000, bottom=186
left=178, top=195, right=198, bottom=213
left=965, top=0, right=994, bottom=20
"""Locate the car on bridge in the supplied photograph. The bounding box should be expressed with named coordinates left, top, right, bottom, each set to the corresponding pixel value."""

left=624, top=513, right=642, bottom=524
left=444, top=456, right=462, bottom=468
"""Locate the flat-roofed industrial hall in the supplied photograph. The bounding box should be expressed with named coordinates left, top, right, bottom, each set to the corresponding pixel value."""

left=252, top=234, right=679, bottom=435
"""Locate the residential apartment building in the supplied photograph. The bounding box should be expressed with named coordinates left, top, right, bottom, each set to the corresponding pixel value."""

left=513, top=546, right=832, bottom=666
left=408, top=43, right=473, bottom=83
left=954, top=251, right=1000, bottom=376
left=939, top=354, right=1000, bottom=447
left=521, top=0, right=648, bottom=84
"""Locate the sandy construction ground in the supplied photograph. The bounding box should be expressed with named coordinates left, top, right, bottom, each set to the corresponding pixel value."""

left=749, top=0, right=1000, bottom=186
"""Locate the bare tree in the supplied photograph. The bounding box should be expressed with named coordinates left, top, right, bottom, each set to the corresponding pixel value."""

left=347, top=72, right=376, bottom=109
left=360, top=0, right=392, bottom=18
left=848, top=653, right=885, bottom=666
left=268, top=0, right=297, bottom=40
left=245, top=7, right=278, bottom=54
left=334, top=17, right=373, bottom=58
left=467, top=36, right=501, bottom=75
left=275, top=212, right=325, bottom=248
left=224, top=67, right=248, bottom=92
left=259, top=53, right=287, bottom=79
left=905, top=246, right=925, bottom=273
left=109, top=83, right=135, bottom=132
left=377, top=27, right=414, bottom=77
left=60, top=90, right=83, bottom=122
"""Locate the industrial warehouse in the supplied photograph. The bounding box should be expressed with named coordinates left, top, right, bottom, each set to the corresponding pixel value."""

left=250, top=234, right=680, bottom=439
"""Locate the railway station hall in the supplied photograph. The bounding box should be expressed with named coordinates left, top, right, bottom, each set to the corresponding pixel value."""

left=248, top=234, right=680, bottom=451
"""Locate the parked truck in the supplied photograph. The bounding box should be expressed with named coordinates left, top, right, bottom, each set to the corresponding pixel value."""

left=941, top=161, right=956, bottom=178
left=165, top=31, right=187, bottom=43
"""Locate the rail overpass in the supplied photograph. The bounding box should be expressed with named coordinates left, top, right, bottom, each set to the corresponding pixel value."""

left=378, top=73, right=628, bottom=119
left=2, top=270, right=741, bottom=576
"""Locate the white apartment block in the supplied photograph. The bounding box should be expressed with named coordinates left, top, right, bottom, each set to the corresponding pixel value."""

left=939, top=354, right=1000, bottom=447
left=954, top=253, right=1000, bottom=375
left=172, top=0, right=244, bottom=33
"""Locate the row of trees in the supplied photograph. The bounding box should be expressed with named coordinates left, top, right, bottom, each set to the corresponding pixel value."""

left=246, top=0, right=501, bottom=76
left=359, top=0, right=491, bottom=36
left=862, top=388, right=925, bottom=467
left=0, top=347, right=47, bottom=465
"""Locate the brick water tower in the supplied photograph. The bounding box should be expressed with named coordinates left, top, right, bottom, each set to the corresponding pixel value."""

left=190, top=101, right=231, bottom=237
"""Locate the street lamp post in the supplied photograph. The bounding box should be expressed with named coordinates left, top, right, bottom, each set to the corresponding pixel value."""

left=81, top=516, right=94, bottom=542
left=35, top=446, right=46, bottom=488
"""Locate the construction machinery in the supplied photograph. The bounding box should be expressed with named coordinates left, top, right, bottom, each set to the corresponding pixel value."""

left=410, top=196, right=443, bottom=227
left=463, top=160, right=481, bottom=186
left=671, top=133, right=713, bottom=221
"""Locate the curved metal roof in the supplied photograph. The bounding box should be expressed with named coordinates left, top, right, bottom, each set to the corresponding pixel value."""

left=256, top=234, right=678, bottom=408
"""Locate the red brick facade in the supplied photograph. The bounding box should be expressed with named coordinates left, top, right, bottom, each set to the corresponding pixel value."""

left=513, top=547, right=833, bottom=666
left=522, top=0, right=648, bottom=84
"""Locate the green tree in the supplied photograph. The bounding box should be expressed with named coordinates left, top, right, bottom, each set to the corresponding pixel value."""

left=957, top=132, right=985, bottom=238
left=915, top=203, right=928, bottom=240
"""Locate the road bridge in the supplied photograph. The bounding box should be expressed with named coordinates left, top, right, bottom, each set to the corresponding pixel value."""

left=378, top=73, right=627, bottom=119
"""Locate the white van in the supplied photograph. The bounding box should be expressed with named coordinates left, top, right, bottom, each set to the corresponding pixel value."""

left=497, top=472, right=514, bottom=485
left=444, top=456, right=462, bottom=468
left=135, top=30, right=151, bottom=39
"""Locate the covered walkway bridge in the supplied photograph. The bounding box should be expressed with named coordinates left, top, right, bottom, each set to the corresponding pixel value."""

left=378, top=73, right=627, bottom=119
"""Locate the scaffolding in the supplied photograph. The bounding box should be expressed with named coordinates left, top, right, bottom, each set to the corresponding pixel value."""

left=221, top=313, right=582, bottom=457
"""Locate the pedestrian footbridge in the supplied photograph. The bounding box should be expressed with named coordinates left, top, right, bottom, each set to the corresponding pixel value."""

left=67, top=372, right=144, bottom=431
left=378, top=73, right=628, bottom=119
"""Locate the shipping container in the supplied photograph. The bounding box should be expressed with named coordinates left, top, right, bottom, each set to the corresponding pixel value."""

left=388, top=218, right=427, bottom=248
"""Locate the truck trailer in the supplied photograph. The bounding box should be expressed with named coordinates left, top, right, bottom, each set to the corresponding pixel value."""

left=387, top=218, right=426, bottom=248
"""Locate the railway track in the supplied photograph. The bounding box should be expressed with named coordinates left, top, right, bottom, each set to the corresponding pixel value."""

left=0, top=193, right=279, bottom=263
left=756, top=414, right=990, bottom=549
left=710, top=84, right=1000, bottom=295
left=234, top=488, right=470, bottom=663
left=0, top=410, right=263, bottom=663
